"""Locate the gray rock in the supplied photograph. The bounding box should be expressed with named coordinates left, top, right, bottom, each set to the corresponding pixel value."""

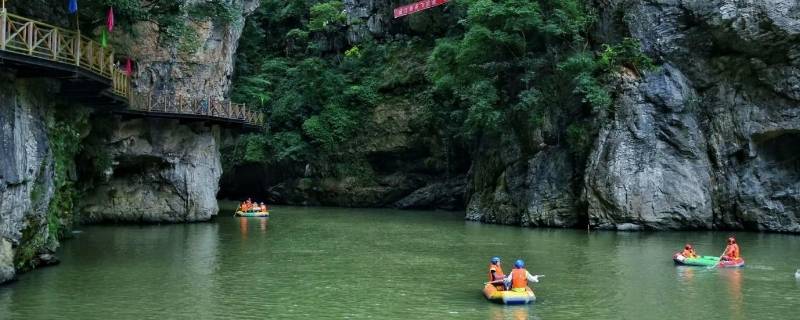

left=128, top=0, right=260, bottom=101
left=468, top=0, right=800, bottom=232
left=587, top=0, right=800, bottom=231
left=80, top=118, right=222, bottom=223
left=32, top=253, right=59, bottom=267
left=466, top=136, right=581, bottom=227
left=394, top=176, right=466, bottom=210
left=585, top=65, right=714, bottom=230
left=0, top=239, right=15, bottom=283
left=343, top=0, right=392, bottom=43
left=0, top=74, right=60, bottom=284
left=78, top=0, right=259, bottom=224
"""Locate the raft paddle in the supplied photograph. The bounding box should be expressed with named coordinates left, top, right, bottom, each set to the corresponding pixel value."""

left=708, top=249, right=727, bottom=269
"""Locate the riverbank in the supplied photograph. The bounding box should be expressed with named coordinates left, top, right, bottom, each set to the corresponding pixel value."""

left=2, top=205, right=799, bottom=319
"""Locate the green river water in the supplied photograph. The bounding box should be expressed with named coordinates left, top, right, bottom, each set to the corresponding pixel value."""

left=1, top=205, right=799, bottom=319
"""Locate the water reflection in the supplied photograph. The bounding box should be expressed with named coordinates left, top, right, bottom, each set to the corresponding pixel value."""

left=260, top=218, right=268, bottom=233
left=488, top=305, right=536, bottom=320
left=677, top=266, right=695, bottom=283
left=720, top=269, right=744, bottom=320
left=239, top=217, right=248, bottom=238
left=237, top=217, right=270, bottom=237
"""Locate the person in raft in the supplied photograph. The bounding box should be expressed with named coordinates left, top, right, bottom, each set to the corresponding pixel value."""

left=259, top=202, right=268, bottom=212
left=682, top=244, right=698, bottom=258
left=722, top=237, right=741, bottom=261
left=503, top=259, right=542, bottom=292
left=487, top=257, right=505, bottom=288
left=239, top=198, right=253, bottom=212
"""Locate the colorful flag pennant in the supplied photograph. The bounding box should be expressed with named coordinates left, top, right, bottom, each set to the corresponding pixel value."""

left=100, top=29, right=108, bottom=47
left=107, top=7, right=115, bottom=32
left=125, top=58, right=132, bottom=76
left=68, top=0, right=78, bottom=14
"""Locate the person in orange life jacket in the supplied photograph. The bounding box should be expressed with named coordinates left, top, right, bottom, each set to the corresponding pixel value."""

left=503, top=260, right=542, bottom=292
left=487, top=256, right=505, bottom=288
left=682, top=244, right=698, bottom=258
left=722, top=237, right=740, bottom=261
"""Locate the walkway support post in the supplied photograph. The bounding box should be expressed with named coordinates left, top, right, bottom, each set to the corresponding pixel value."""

left=26, top=20, right=33, bottom=55
left=1, top=7, right=6, bottom=51
left=51, top=28, right=58, bottom=60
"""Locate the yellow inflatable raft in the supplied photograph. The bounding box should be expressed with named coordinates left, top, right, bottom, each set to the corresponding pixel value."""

left=483, top=284, right=536, bottom=305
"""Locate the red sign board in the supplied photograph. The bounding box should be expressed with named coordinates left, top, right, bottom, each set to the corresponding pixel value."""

left=393, top=0, right=449, bottom=18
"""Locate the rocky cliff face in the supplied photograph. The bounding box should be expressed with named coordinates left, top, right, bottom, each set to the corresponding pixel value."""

left=466, top=140, right=582, bottom=227
left=0, top=74, right=59, bottom=283
left=264, top=100, right=468, bottom=210
left=128, top=0, right=260, bottom=100
left=78, top=0, right=259, bottom=222
left=587, top=0, right=800, bottom=231
left=468, top=0, right=800, bottom=232
left=343, top=0, right=392, bottom=43
left=80, top=118, right=222, bottom=223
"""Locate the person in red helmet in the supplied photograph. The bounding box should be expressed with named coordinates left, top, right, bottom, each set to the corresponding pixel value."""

left=681, top=244, right=698, bottom=258
left=722, top=237, right=740, bottom=261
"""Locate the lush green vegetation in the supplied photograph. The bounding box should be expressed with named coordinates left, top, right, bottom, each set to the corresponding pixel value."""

left=14, top=106, right=90, bottom=270
left=80, top=0, right=242, bottom=53
left=227, top=0, right=654, bottom=180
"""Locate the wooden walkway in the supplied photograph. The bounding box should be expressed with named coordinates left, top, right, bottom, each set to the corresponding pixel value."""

left=0, top=9, right=264, bottom=129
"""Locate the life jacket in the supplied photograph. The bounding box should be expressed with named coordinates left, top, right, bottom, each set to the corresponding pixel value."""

left=682, top=249, right=696, bottom=258
left=725, top=244, right=740, bottom=259
left=511, top=268, right=527, bottom=289
left=488, top=264, right=504, bottom=281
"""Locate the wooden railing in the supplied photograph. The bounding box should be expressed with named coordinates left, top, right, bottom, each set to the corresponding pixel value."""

left=0, top=9, right=262, bottom=128
left=130, top=93, right=265, bottom=127
left=0, top=10, right=129, bottom=96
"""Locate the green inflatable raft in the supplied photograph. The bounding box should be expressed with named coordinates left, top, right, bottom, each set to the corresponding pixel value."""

left=673, top=255, right=720, bottom=266
left=673, top=253, right=745, bottom=268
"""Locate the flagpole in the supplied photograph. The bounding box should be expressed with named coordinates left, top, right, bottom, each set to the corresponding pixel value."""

left=75, top=5, right=80, bottom=67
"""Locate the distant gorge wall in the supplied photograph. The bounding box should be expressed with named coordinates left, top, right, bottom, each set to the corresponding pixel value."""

left=467, top=0, right=800, bottom=232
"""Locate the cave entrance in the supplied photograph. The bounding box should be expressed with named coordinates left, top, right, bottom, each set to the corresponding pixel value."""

left=755, top=131, right=800, bottom=177
left=218, top=163, right=272, bottom=202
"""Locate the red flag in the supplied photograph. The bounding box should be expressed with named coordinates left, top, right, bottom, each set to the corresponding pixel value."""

left=394, top=0, right=449, bottom=18
left=107, top=7, right=115, bottom=32
left=125, top=58, right=132, bottom=75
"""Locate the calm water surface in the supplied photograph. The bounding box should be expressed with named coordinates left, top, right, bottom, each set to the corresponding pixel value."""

left=1, top=205, right=799, bottom=319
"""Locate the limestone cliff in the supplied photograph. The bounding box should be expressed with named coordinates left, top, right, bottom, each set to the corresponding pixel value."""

left=80, top=119, right=222, bottom=223
left=585, top=0, right=800, bottom=231
left=79, top=0, right=259, bottom=222
left=0, top=75, right=60, bottom=283
left=468, top=0, right=800, bottom=232
left=1, top=0, right=260, bottom=283
left=128, top=0, right=260, bottom=100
